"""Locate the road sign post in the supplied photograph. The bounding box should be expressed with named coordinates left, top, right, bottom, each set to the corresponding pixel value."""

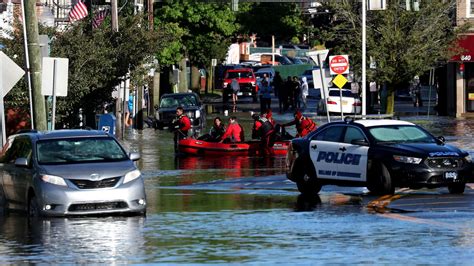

left=0, top=52, right=26, bottom=146
left=41, top=57, right=69, bottom=130
left=329, top=55, right=350, bottom=120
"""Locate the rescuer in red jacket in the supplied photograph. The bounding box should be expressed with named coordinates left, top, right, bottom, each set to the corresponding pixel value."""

left=252, top=112, right=275, bottom=156
left=220, top=116, right=244, bottom=143
left=173, top=106, right=191, bottom=151
left=282, top=110, right=317, bottom=137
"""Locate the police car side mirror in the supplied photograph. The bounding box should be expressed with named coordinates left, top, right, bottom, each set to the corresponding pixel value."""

left=351, top=139, right=369, bottom=146
left=436, top=136, right=445, bottom=145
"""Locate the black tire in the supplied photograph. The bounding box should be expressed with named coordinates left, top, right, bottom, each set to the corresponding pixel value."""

left=448, top=183, right=465, bottom=194
left=368, top=163, right=394, bottom=195
left=28, top=195, right=41, bottom=217
left=296, top=170, right=322, bottom=195
left=0, top=187, right=7, bottom=214
left=252, top=90, right=258, bottom=103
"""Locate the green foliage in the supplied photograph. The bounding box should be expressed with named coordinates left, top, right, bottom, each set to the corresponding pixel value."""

left=325, top=0, right=464, bottom=87
left=1, top=13, right=173, bottom=128
left=156, top=0, right=238, bottom=69
left=236, top=3, right=305, bottom=45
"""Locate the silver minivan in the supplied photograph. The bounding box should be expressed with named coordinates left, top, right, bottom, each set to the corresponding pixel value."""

left=0, top=129, right=146, bottom=217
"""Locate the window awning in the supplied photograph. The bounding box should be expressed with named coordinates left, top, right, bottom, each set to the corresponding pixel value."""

left=451, top=34, right=474, bottom=62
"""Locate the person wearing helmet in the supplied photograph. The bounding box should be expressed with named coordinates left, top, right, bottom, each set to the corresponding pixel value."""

left=282, top=110, right=317, bottom=137
left=251, top=112, right=275, bottom=156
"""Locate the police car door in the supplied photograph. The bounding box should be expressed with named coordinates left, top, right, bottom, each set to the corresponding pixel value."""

left=337, top=126, right=369, bottom=182
left=309, top=125, right=345, bottom=180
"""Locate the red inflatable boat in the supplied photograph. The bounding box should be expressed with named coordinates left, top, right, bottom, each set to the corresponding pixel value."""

left=178, top=138, right=290, bottom=156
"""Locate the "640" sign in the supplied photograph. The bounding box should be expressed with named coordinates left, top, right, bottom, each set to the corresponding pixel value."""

left=461, top=55, right=472, bottom=61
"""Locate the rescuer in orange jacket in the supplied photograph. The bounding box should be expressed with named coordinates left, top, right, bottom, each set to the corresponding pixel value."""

left=282, top=110, right=317, bottom=137
left=173, top=106, right=191, bottom=151
left=252, top=111, right=275, bottom=156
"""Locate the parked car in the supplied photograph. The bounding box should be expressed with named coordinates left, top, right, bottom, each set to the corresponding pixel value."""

left=318, top=89, right=362, bottom=114
left=154, top=92, right=206, bottom=133
left=222, top=68, right=258, bottom=102
left=287, top=118, right=472, bottom=195
left=0, top=129, right=146, bottom=217
left=248, top=53, right=293, bottom=65
left=286, top=56, right=305, bottom=65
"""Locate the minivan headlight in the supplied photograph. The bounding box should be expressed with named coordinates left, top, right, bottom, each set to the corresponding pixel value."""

left=393, top=155, right=422, bottom=164
left=124, top=169, right=141, bottom=183
left=41, top=174, right=67, bottom=187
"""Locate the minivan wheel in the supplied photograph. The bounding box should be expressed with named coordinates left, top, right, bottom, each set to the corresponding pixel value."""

left=448, top=183, right=465, bottom=194
left=28, top=196, right=41, bottom=217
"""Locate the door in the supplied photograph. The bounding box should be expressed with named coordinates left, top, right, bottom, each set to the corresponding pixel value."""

left=309, top=125, right=345, bottom=180
left=0, top=137, right=33, bottom=208
left=337, top=126, right=369, bottom=182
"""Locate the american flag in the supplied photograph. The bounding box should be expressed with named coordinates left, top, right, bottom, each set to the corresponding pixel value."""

left=69, top=1, right=88, bottom=22
left=92, top=9, right=110, bottom=29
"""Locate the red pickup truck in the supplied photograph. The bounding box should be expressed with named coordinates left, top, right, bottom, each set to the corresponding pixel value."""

left=222, top=68, right=258, bottom=103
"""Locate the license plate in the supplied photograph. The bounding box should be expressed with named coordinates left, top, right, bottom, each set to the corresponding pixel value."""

left=237, top=92, right=243, bottom=96
left=444, top=172, right=458, bottom=179
left=342, top=100, right=348, bottom=105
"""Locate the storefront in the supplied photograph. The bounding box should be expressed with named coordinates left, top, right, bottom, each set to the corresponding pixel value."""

left=447, top=34, right=474, bottom=117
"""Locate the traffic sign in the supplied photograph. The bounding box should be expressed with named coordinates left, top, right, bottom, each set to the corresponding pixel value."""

left=333, top=74, right=348, bottom=89
left=329, top=55, right=349, bottom=75
left=0, top=52, right=25, bottom=97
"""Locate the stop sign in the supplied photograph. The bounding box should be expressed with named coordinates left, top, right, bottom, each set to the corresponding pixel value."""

left=329, top=55, right=349, bottom=75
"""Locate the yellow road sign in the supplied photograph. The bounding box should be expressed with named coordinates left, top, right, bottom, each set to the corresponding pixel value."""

left=333, top=74, right=348, bottom=89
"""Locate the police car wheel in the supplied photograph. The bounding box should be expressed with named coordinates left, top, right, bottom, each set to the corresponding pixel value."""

left=296, top=179, right=322, bottom=195
left=448, top=183, right=465, bottom=194
left=368, top=163, right=394, bottom=195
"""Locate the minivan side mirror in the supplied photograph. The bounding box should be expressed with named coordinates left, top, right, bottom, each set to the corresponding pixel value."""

left=129, top=152, right=141, bottom=161
left=14, top=158, right=29, bottom=167
left=351, top=139, right=369, bottom=146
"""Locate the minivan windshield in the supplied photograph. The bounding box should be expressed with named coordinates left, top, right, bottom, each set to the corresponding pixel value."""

left=37, top=137, right=128, bottom=164
left=368, top=125, right=436, bottom=144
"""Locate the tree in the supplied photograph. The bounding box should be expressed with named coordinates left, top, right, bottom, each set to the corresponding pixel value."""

left=322, top=0, right=466, bottom=114
left=236, top=2, right=305, bottom=46
left=1, top=13, right=175, bottom=128
left=156, top=0, right=238, bottom=71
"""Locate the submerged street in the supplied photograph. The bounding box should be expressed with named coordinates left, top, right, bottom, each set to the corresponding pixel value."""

left=1, top=106, right=474, bottom=264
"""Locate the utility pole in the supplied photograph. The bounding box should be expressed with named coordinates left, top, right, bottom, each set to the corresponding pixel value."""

left=112, top=0, right=122, bottom=138
left=24, top=0, right=46, bottom=130
left=111, top=0, right=119, bottom=31
left=148, top=0, right=154, bottom=31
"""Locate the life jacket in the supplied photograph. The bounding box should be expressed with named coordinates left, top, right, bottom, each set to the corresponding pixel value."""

left=239, top=124, right=245, bottom=142
left=297, top=117, right=316, bottom=135
left=258, top=117, right=274, bottom=136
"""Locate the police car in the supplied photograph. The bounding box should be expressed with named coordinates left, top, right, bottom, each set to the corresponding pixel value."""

left=286, top=118, right=473, bottom=195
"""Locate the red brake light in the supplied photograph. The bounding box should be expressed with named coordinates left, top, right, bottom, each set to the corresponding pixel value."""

left=327, top=99, right=337, bottom=105
left=352, top=102, right=362, bottom=106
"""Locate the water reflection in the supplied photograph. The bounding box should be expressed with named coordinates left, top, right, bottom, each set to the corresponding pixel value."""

left=0, top=214, right=146, bottom=264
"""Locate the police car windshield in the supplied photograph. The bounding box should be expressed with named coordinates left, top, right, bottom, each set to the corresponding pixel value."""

left=368, top=125, right=436, bottom=144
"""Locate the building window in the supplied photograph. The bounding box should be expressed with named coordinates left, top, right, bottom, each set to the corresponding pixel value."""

left=468, top=0, right=474, bottom=18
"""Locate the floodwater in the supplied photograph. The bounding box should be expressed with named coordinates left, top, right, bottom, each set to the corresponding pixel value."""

left=1, top=113, right=474, bottom=264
